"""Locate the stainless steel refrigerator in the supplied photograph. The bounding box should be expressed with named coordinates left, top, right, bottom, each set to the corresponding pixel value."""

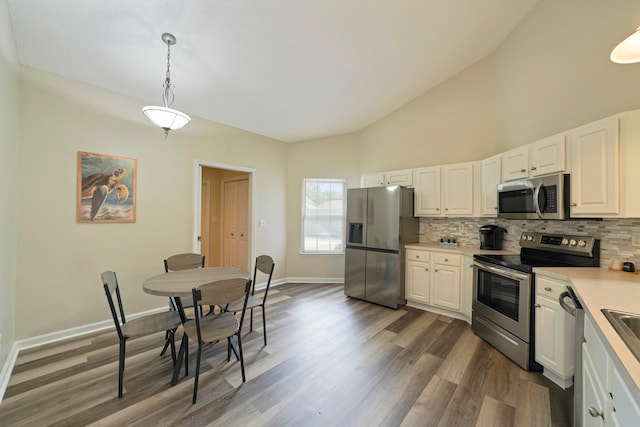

left=344, top=186, right=418, bottom=309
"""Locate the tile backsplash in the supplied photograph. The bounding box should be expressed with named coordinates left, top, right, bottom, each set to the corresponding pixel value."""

left=418, top=217, right=640, bottom=269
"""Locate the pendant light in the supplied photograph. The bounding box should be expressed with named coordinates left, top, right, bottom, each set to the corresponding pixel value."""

left=142, top=33, right=191, bottom=137
left=611, top=26, right=640, bottom=63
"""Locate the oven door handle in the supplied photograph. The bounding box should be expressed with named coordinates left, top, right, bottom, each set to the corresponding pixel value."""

left=559, top=291, right=577, bottom=317
left=473, top=260, right=530, bottom=282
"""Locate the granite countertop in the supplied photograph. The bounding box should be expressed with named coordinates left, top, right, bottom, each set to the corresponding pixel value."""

left=533, top=266, right=640, bottom=393
left=405, top=242, right=513, bottom=257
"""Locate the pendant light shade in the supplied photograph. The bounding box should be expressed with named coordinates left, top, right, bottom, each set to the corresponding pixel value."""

left=142, top=106, right=190, bottom=131
left=143, top=33, right=190, bottom=137
left=611, top=26, right=640, bottom=64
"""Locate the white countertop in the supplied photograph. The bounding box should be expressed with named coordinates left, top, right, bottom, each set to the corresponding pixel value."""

left=405, top=243, right=513, bottom=257
left=533, top=266, right=640, bottom=392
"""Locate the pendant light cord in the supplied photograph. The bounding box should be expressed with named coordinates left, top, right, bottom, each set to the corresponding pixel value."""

left=162, top=40, right=175, bottom=108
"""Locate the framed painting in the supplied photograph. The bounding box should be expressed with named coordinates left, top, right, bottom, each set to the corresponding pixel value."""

left=77, top=151, right=137, bottom=223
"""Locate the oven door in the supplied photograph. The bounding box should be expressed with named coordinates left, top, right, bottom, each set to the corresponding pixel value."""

left=473, top=259, right=532, bottom=342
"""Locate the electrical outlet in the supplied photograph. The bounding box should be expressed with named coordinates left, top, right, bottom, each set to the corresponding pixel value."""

left=633, top=233, right=640, bottom=247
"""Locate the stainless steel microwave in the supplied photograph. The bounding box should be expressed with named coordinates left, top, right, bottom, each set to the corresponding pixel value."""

left=497, top=173, right=569, bottom=220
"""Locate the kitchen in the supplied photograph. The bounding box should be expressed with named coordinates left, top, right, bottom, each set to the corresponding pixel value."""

left=3, top=0, right=640, bottom=425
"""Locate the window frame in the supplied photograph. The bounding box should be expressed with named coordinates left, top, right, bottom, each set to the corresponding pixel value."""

left=300, top=178, right=346, bottom=255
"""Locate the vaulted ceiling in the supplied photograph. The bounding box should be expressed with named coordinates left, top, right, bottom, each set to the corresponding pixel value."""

left=7, top=0, right=539, bottom=142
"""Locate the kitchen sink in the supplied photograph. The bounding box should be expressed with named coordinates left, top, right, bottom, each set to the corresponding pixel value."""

left=602, top=309, right=640, bottom=362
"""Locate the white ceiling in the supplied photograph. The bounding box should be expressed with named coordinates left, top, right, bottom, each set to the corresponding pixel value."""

left=7, top=0, right=538, bottom=142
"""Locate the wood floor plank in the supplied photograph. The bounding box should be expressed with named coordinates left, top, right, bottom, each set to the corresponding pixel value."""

left=0, top=283, right=571, bottom=426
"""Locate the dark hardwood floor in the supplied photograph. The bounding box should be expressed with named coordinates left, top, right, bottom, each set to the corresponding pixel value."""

left=0, top=283, right=571, bottom=426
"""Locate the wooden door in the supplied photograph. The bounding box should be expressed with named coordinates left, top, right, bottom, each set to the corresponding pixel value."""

left=200, top=180, right=211, bottom=267
left=222, top=178, right=249, bottom=270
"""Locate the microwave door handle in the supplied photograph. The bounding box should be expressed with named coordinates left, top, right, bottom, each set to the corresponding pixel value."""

left=533, top=181, right=543, bottom=218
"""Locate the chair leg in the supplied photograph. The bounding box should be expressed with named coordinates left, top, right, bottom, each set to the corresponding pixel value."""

left=237, top=334, right=246, bottom=383
left=118, top=339, right=125, bottom=398
left=227, top=337, right=232, bottom=361
left=169, top=330, right=177, bottom=365
left=249, top=308, right=254, bottom=332
left=160, top=330, right=171, bottom=356
left=171, top=335, right=188, bottom=386
left=262, top=306, right=267, bottom=346
left=192, top=344, right=202, bottom=404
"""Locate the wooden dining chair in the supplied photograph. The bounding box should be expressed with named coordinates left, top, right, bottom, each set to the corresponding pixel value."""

left=160, top=253, right=206, bottom=356
left=101, top=270, right=181, bottom=398
left=178, top=278, right=252, bottom=404
left=225, top=255, right=275, bottom=346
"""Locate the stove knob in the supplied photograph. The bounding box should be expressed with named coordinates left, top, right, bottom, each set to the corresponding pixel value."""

left=562, top=238, right=569, bottom=245
left=521, top=234, right=527, bottom=240
left=578, top=240, right=587, bottom=247
left=527, top=235, right=534, bottom=241
left=570, top=239, right=577, bottom=246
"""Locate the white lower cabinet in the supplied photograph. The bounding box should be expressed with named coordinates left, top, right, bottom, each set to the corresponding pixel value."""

left=582, top=315, right=640, bottom=427
left=405, top=248, right=462, bottom=316
left=534, top=275, right=575, bottom=388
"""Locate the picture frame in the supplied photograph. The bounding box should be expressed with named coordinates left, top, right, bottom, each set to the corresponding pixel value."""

left=77, top=151, right=137, bottom=223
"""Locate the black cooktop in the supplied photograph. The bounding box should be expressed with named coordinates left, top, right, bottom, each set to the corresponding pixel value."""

left=475, top=247, right=600, bottom=274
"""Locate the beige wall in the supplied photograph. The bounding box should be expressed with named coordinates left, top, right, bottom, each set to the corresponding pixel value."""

left=286, top=133, right=360, bottom=279
left=495, top=0, right=640, bottom=150
left=359, top=55, right=498, bottom=171
left=0, top=0, right=19, bottom=367
left=15, top=67, right=288, bottom=339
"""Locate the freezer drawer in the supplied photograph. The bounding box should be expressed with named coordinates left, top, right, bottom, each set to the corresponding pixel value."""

left=365, top=250, right=402, bottom=309
left=345, top=248, right=366, bottom=300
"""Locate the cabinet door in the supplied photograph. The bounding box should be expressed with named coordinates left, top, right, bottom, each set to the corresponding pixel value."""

left=481, top=155, right=501, bottom=216
left=432, top=264, right=460, bottom=310
left=385, top=169, right=413, bottom=187
left=502, top=145, right=529, bottom=181
left=583, top=347, right=607, bottom=427
left=414, top=166, right=441, bottom=216
left=361, top=173, right=385, bottom=188
left=570, top=116, right=620, bottom=216
left=535, top=294, right=563, bottom=373
left=461, top=256, right=474, bottom=322
left=530, top=133, right=566, bottom=177
left=406, top=260, right=430, bottom=303
left=442, top=163, right=473, bottom=216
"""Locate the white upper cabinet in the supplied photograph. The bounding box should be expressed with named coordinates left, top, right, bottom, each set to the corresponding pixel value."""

left=569, top=115, right=620, bottom=216
left=502, top=134, right=566, bottom=182
left=414, top=162, right=474, bottom=217
left=530, top=133, right=567, bottom=177
left=480, top=154, right=501, bottom=216
left=442, top=163, right=474, bottom=216
left=502, top=145, right=529, bottom=181
left=414, top=166, right=442, bottom=215
left=361, top=172, right=385, bottom=187
left=361, top=169, right=413, bottom=187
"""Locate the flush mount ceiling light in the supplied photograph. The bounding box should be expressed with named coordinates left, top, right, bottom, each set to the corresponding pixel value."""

left=142, top=33, right=191, bottom=138
left=611, top=26, right=640, bottom=63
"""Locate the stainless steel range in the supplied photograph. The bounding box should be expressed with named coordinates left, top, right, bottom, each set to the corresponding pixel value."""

left=472, top=232, right=600, bottom=370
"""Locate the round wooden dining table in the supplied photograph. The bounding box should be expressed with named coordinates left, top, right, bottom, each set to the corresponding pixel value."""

left=142, top=267, right=251, bottom=299
left=142, top=266, right=251, bottom=385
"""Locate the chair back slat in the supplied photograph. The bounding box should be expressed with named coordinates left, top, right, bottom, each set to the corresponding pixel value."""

left=194, top=278, right=251, bottom=307
left=101, top=270, right=125, bottom=339
left=253, top=255, right=275, bottom=298
left=164, top=253, right=205, bottom=272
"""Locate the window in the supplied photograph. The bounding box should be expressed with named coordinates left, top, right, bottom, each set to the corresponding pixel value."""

left=301, top=179, right=345, bottom=254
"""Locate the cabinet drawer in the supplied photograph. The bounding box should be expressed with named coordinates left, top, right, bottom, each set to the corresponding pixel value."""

left=433, top=253, right=460, bottom=266
left=406, top=249, right=430, bottom=262
left=535, top=276, right=566, bottom=300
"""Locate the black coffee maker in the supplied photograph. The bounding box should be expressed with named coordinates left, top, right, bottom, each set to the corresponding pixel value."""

left=479, top=225, right=506, bottom=250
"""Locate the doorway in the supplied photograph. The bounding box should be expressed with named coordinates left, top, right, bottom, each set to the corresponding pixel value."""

left=194, top=160, right=254, bottom=270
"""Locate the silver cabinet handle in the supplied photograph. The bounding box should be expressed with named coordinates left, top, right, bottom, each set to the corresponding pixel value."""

left=425, top=268, right=429, bottom=271
left=570, top=202, right=577, bottom=207
left=531, top=166, right=537, bottom=170
left=520, top=169, right=526, bottom=173
left=436, top=208, right=440, bottom=211
left=534, top=303, right=541, bottom=308
left=445, top=258, right=448, bottom=262
left=588, top=407, right=603, bottom=419
left=545, top=287, right=552, bottom=292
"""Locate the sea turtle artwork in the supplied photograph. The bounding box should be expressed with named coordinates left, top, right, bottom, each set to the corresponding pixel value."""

left=77, top=151, right=136, bottom=223
left=81, top=168, right=130, bottom=221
